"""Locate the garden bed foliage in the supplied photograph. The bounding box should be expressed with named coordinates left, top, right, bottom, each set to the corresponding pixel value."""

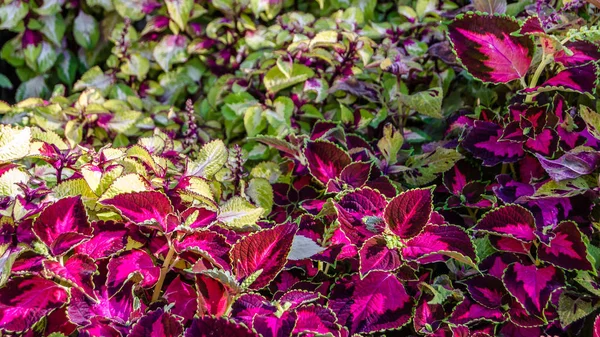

left=0, top=0, right=600, bottom=336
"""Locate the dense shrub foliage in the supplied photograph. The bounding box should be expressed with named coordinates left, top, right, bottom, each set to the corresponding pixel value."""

left=1, top=0, right=600, bottom=336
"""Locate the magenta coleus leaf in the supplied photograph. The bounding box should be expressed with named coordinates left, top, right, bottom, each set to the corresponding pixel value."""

left=33, top=196, right=93, bottom=256
left=277, top=290, right=320, bottom=309
left=490, top=236, right=532, bottom=255
left=196, top=274, right=229, bottom=316
left=252, top=311, right=296, bottom=337
left=523, top=62, right=599, bottom=95
left=413, top=298, right=444, bottom=334
left=401, top=224, right=476, bottom=266
left=129, top=308, right=184, bottom=337
left=164, top=276, right=197, bottom=321
left=0, top=276, right=68, bottom=332
left=474, top=204, right=537, bottom=242
left=462, top=121, right=525, bottom=166
left=448, top=297, right=504, bottom=325
left=384, top=188, right=432, bottom=239
left=304, top=140, right=351, bottom=185
left=230, top=293, right=277, bottom=327
left=184, top=316, right=258, bottom=337
left=230, top=223, right=297, bottom=289
left=74, top=220, right=128, bottom=259
left=174, top=230, right=231, bottom=270
left=463, top=275, right=507, bottom=309
left=101, top=191, right=175, bottom=232
left=448, top=13, right=533, bottom=83
left=335, top=187, right=387, bottom=245
left=293, top=304, right=340, bottom=336
left=502, top=262, right=564, bottom=317
left=44, top=254, right=97, bottom=301
left=106, top=249, right=160, bottom=295
left=328, top=271, right=414, bottom=334
left=594, top=314, right=600, bottom=337
left=537, top=221, right=593, bottom=271
left=555, top=41, right=600, bottom=67
left=359, top=236, right=401, bottom=276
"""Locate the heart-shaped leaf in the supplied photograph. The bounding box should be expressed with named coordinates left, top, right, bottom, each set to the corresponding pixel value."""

left=384, top=188, right=432, bottom=239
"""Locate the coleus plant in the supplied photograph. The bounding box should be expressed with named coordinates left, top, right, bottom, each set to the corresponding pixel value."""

left=0, top=0, right=600, bottom=337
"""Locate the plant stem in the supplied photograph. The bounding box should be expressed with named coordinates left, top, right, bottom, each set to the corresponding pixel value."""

left=525, top=53, right=551, bottom=103
left=151, top=244, right=176, bottom=303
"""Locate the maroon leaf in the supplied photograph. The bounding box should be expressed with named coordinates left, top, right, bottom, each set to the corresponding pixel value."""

left=463, top=276, right=507, bottom=309
left=384, top=188, right=432, bottom=239
left=401, top=224, right=476, bottom=266
left=106, top=249, right=160, bottom=295
left=304, top=140, right=351, bottom=185
left=462, top=121, right=525, bottom=166
left=184, top=316, right=258, bottom=337
left=448, top=13, right=533, bottom=83
left=74, top=221, right=128, bottom=259
left=448, top=297, right=504, bottom=325
left=523, top=62, right=599, bottom=95
left=101, top=191, right=175, bottom=232
left=130, top=308, right=184, bottom=337
left=335, top=187, right=387, bottom=245
left=537, top=221, right=593, bottom=271
left=174, top=230, right=231, bottom=270
left=196, top=274, right=230, bottom=316
left=252, top=311, right=296, bottom=337
left=474, top=205, right=537, bottom=242
left=555, top=41, right=600, bottom=67
left=230, top=223, right=297, bottom=289
left=293, top=305, right=340, bottom=336
left=0, top=276, right=68, bottom=332
left=328, top=271, right=414, bottom=334
left=502, top=262, right=564, bottom=317
left=359, top=236, right=401, bottom=276
left=44, top=254, right=97, bottom=301
left=164, top=276, right=198, bottom=321
left=33, top=196, right=93, bottom=256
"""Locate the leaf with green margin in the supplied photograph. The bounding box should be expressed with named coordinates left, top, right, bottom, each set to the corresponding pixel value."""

left=99, top=173, right=152, bottom=201
left=121, top=53, right=150, bottom=81
left=264, top=64, right=315, bottom=93
left=246, top=178, right=273, bottom=215
left=0, top=166, right=28, bottom=197
left=106, top=110, right=142, bottom=134
left=244, top=105, right=267, bottom=137
left=377, top=123, right=403, bottom=165
left=186, top=140, right=228, bottom=179
left=580, top=105, right=600, bottom=141
left=399, top=87, right=443, bottom=118
left=218, top=196, right=264, bottom=230
left=0, top=126, right=30, bottom=164
left=53, top=178, right=98, bottom=208
left=73, top=66, right=114, bottom=94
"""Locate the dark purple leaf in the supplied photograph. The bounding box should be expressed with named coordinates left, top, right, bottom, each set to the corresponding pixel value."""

left=503, top=262, right=564, bottom=317
left=293, top=305, right=340, bottom=336
left=175, top=230, right=231, bottom=270
left=44, top=254, right=97, bottom=301
left=463, top=276, right=507, bottom=309
left=129, top=308, right=183, bottom=337
left=164, top=276, right=197, bottom=321
left=184, top=317, right=258, bottom=337
left=537, top=221, right=593, bottom=271
left=555, top=41, right=600, bottom=67
left=0, top=276, right=68, bottom=332
left=328, top=271, right=413, bottom=334
left=359, top=236, right=401, bottom=276
left=523, top=63, right=599, bottom=95
left=474, top=205, right=537, bottom=242
left=448, top=297, right=504, bottom=325
left=535, top=150, right=600, bottom=181
left=335, top=187, right=387, bottom=245
left=462, top=121, right=525, bottom=166
left=101, top=191, right=175, bottom=232
left=401, top=224, right=476, bottom=266
left=74, top=220, right=128, bottom=259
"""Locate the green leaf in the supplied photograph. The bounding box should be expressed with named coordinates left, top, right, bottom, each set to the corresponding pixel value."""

left=399, top=87, right=444, bottom=119
left=250, top=162, right=281, bottom=183
left=0, top=74, right=12, bottom=89
left=557, top=292, right=600, bottom=328
left=0, top=126, right=31, bottom=164
left=40, top=14, right=66, bottom=46
left=244, top=105, right=267, bottom=137
left=153, top=35, right=189, bottom=72
left=73, top=11, right=99, bottom=50
left=36, top=42, right=59, bottom=73
left=113, top=0, right=147, bottom=20
left=0, top=1, right=29, bottom=30
left=74, top=66, right=114, bottom=94
left=56, top=51, right=78, bottom=86
left=377, top=123, right=403, bottom=165
left=246, top=178, right=274, bottom=215
left=106, top=110, right=142, bottom=133
left=218, top=196, right=264, bottom=229
left=403, top=148, right=463, bottom=186
left=99, top=173, right=151, bottom=201
left=264, top=63, right=315, bottom=93
left=186, top=140, right=228, bottom=179
left=166, top=0, right=193, bottom=31
left=16, top=76, right=49, bottom=101
left=121, top=53, right=150, bottom=80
